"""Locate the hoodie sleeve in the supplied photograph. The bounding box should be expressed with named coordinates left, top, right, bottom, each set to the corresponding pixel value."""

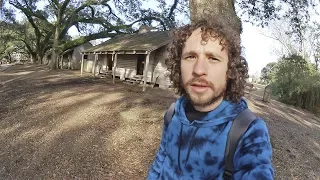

left=233, top=119, right=274, bottom=180
left=147, top=114, right=169, bottom=179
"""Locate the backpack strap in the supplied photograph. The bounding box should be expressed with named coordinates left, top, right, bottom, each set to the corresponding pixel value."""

left=223, top=109, right=256, bottom=180
left=164, top=102, right=176, bottom=126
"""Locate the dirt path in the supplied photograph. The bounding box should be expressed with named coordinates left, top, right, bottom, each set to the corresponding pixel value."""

left=0, top=65, right=319, bottom=179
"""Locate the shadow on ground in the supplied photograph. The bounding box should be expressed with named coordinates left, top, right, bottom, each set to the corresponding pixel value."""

left=0, top=65, right=319, bottom=180
left=0, top=65, right=177, bottom=179
left=246, top=93, right=320, bottom=180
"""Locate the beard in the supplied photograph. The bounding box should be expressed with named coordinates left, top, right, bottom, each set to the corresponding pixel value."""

left=184, top=77, right=226, bottom=107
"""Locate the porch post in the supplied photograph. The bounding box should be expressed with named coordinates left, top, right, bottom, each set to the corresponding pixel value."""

left=80, top=54, right=84, bottom=76
left=93, top=54, right=98, bottom=76
left=60, top=55, right=63, bottom=69
left=143, top=52, right=150, bottom=91
left=68, top=54, right=71, bottom=69
left=113, top=53, right=118, bottom=84
left=104, top=54, right=108, bottom=72
left=59, top=55, right=62, bottom=69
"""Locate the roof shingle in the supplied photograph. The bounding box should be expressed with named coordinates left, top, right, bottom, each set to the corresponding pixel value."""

left=84, top=31, right=171, bottom=53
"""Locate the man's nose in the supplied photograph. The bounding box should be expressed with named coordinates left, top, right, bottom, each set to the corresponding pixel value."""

left=192, top=56, right=207, bottom=77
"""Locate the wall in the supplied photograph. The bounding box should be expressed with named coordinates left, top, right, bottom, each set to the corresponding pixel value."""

left=95, top=54, right=113, bottom=73
left=86, top=51, right=164, bottom=85
left=114, top=54, right=138, bottom=80
left=152, top=46, right=172, bottom=89
left=113, top=54, right=155, bottom=82
left=72, top=42, right=94, bottom=70
left=145, top=52, right=155, bottom=82
left=61, top=52, right=72, bottom=69
left=83, top=54, right=95, bottom=72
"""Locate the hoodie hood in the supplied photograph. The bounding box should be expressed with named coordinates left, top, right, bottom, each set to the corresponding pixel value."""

left=175, top=96, right=248, bottom=127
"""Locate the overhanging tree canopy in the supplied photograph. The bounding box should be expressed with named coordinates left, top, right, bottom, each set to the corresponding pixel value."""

left=0, top=0, right=318, bottom=69
left=2, top=0, right=184, bottom=68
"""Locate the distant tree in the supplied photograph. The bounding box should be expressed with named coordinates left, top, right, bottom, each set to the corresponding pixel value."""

left=260, top=62, right=277, bottom=84
left=0, top=20, right=27, bottom=62
left=262, top=20, right=320, bottom=71
left=271, top=54, right=320, bottom=112
left=2, top=0, right=184, bottom=69
left=308, top=22, right=320, bottom=70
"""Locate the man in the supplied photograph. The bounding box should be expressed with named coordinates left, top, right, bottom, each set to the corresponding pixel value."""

left=147, top=20, right=274, bottom=180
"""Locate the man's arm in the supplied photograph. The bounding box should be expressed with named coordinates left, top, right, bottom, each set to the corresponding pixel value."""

left=233, top=119, right=274, bottom=180
left=147, top=115, right=169, bottom=179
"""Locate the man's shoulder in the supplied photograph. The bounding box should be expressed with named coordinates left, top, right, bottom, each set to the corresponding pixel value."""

left=241, top=117, right=271, bottom=145
left=233, top=107, right=270, bottom=141
left=247, top=117, right=268, bottom=130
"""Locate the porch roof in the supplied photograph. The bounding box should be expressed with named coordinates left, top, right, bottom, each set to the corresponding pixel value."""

left=83, top=31, right=171, bottom=54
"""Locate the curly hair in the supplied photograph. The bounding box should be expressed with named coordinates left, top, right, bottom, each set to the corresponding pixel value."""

left=165, top=20, right=249, bottom=103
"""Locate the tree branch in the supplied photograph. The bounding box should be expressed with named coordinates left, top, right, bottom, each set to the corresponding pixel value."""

left=101, top=2, right=119, bottom=18
left=51, top=0, right=60, bottom=8
left=21, top=39, right=35, bottom=54
left=9, top=1, right=50, bottom=24
left=13, top=6, right=41, bottom=41
left=60, top=31, right=118, bottom=51
left=167, top=0, right=179, bottom=19
left=60, top=0, right=113, bottom=37
left=59, top=0, right=71, bottom=18
left=129, top=17, right=167, bottom=30
left=61, top=0, right=71, bottom=11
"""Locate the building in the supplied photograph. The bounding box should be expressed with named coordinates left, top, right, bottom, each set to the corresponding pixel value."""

left=81, top=26, right=172, bottom=90
left=60, top=42, right=94, bottom=70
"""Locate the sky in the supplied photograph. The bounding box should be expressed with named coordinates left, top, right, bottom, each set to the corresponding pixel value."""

left=241, top=23, right=279, bottom=76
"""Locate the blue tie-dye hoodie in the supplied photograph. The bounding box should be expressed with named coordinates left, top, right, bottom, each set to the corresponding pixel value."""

left=148, top=96, right=274, bottom=180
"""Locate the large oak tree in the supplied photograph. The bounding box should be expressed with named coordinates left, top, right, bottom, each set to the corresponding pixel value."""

left=1, top=0, right=318, bottom=69
left=3, top=0, right=182, bottom=69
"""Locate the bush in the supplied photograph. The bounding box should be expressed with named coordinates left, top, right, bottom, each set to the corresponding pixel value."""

left=270, top=54, right=320, bottom=113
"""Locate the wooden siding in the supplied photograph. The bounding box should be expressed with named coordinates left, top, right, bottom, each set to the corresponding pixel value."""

left=114, top=54, right=137, bottom=80
left=61, top=42, right=94, bottom=70
left=97, top=54, right=156, bottom=82
left=87, top=47, right=172, bottom=89
left=146, top=52, right=155, bottom=82
left=153, top=46, right=172, bottom=89
left=83, top=54, right=95, bottom=72
left=95, top=54, right=112, bottom=73
left=61, top=53, right=71, bottom=69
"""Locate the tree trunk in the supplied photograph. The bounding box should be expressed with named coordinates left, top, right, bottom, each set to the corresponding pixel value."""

left=50, top=28, right=59, bottom=69
left=38, top=53, right=44, bottom=64
left=50, top=15, right=61, bottom=69
left=31, top=53, right=38, bottom=63
left=37, top=54, right=44, bottom=64
left=189, top=0, right=241, bottom=33
left=8, top=52, right=12, bottom=64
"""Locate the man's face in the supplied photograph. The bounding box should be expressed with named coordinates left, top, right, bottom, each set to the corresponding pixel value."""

left=181, top=28, right=229, bottom=107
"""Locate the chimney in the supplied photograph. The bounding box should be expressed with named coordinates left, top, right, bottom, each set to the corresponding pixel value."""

left=138, top=25, right=151, bottom=34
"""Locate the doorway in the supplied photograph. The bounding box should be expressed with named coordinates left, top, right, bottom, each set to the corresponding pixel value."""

left=136, top=55, right=145, bottom=75
left=107, top=54, right=113, bottom=71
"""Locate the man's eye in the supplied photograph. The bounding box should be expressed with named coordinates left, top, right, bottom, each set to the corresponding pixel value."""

left=209, top=57, right=219, bottom=62
left=185, top=56, right=196, bottom=60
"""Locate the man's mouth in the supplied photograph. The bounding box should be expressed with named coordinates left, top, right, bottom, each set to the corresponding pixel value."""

left=190, top=83, right=210, bottom=93
left=191, top=83, right=209, bottom=87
